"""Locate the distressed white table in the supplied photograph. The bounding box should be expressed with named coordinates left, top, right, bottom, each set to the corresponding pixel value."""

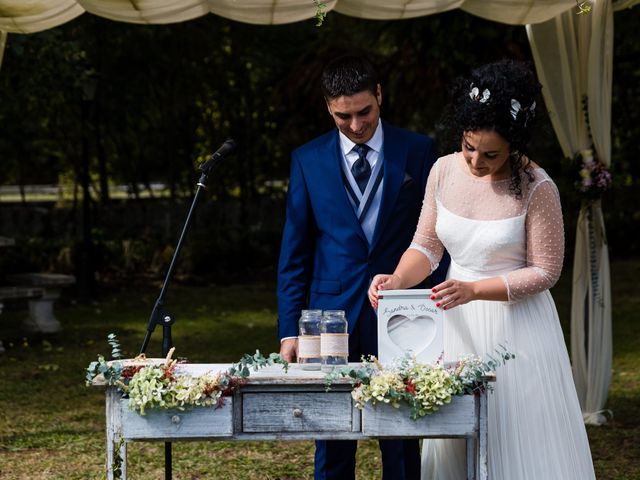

left=98, top=363, right=491, bottom=480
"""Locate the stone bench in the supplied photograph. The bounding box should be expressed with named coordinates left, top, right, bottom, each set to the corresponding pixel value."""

left=6, top=273, right=75, bottom=335
left=0, top=285, right=45, bottom=353
left=0, top=236, right=15, bottom=247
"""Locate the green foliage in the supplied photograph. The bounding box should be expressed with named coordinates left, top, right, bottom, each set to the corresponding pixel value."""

left=0, top=28, right=93, bottom=186
left=1, top=7, right=639, bottom=282
left=84, top=354, right=123, bottom=387
left=575, top=1, right=593, bottom=15
left=313, top=0, right=328, bottom=26
left=324, top=357, right=378, bottom=390
left=111, top=438, right=125, bottom=480
left=107, top=333, right=123, bottom=359
left=0, top=8, right=637, bottom=196
left=0, top=11, right=539, bottom=196
left=228, top=350, right=289, bottom=378
left=475, top=343, right=515, bottom=370
left=84, top=333, right=124, bottom=387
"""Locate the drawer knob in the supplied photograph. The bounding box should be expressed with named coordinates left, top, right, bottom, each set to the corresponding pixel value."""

left=292, top=408, right=303, bottom=418
left=171, top=415, right=181, bottom=424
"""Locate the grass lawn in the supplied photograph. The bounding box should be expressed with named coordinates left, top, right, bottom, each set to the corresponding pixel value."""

left=0, top=260, right=638, bottom=479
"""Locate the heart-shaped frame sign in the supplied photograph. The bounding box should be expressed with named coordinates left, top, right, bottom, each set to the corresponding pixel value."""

left=386, top=314, right=437, bottom=355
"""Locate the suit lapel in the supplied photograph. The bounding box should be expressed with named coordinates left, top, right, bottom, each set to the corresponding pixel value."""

left=317, top=131, right=367, bottom=245
left=370, top=122, right=407, bottom=251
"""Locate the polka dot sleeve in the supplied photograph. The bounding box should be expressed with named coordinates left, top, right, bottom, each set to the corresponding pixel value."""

left=505, top=180, right=564, bottom=301
left=408, top=161, right=444, bottom=273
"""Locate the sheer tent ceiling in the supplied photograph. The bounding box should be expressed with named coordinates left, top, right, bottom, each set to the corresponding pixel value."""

left=1, top=0, right=638, bottom=425
left=0, top=1, right=580, bottom=31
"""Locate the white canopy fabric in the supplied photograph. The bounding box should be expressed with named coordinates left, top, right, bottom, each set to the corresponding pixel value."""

left=0, top=0, right=577, bottom=33
left=1, top=0, right=638, bottom=425
left=0, top=30, right=6, bottom=71
left=528, top=0, right=615, bottom=426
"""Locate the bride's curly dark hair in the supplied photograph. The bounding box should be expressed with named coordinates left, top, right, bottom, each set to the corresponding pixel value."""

left=439, top=59, right=542, bottom=197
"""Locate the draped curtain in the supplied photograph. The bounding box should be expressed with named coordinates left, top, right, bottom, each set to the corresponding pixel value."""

left=0, top=0, right=575, bottom=33
left=1, top=0, right=638, bottom=425
left=0, top=30, right=6, bottom=71
left=527, top=0, right=615, bottom=425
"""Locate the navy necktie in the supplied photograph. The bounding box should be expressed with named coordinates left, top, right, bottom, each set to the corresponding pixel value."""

left=352, top=144, right=371, bottom=193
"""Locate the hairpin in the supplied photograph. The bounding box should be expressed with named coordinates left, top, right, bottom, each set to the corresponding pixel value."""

left=469, top=84, right=490, bottom=103
left=510, top=99, right=536, bottom=124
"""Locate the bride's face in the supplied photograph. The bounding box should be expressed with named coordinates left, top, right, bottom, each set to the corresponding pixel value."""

left=461, top=130, right=511, bottom=179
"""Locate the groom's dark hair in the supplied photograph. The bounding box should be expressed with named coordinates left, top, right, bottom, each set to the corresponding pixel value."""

left=321, top=55, right=378, bottom=99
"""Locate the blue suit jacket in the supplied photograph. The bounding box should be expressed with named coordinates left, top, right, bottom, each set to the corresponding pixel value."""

left=277, top=121, right=447, bottom=341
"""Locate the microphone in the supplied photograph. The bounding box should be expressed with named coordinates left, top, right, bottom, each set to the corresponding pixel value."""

left=199, top=139, right=237, bottom=174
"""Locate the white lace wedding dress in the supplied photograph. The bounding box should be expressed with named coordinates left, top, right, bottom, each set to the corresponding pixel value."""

left=409, top=153, right=596, bottom=480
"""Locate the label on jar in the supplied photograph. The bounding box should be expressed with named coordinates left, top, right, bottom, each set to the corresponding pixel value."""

left=320, top=333, right=349, bottom=356
left=298, top=336, right=321, bottom=358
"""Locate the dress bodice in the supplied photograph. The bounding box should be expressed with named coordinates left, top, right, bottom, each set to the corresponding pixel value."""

left=435, top=201, right=526, bottom=278
left=409, top=153, right=564, bottom=302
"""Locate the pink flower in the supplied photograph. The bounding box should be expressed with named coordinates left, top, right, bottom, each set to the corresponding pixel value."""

left=574, top=151, right=612, bottom=198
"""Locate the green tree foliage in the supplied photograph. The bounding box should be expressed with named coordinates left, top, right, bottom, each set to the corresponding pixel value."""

left=0, top=12, right=543, bottom=200
left=0, top=28, right=91, bottom=193
left=0, top=8, right=637, bottom=280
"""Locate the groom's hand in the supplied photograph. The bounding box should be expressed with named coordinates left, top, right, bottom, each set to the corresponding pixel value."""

left=368, top=273, right=402, bottom=309
left=279, top=338, right=298, bottom=363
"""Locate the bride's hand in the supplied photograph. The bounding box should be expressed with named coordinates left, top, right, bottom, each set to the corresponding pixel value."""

left=368, top=274, right=402, bottom=309
left=430, top=278, right=475, bottom=310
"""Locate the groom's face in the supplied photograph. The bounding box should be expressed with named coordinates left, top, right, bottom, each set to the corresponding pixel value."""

left=326, top=84, right=382, bottom=144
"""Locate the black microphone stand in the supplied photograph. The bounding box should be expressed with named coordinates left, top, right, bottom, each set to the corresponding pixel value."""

left=138, top=142, right=235, bottom=480
left=138, top=171, right=209, bottom=357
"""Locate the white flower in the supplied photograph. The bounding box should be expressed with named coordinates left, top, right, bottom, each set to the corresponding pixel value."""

left=579, top=149, right=595, bottom=166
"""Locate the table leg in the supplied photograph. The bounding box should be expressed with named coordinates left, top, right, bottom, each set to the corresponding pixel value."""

left=478, top=391, right=488, bottom=480
left=106, top=388, right=127, bottom=479
left=466, top=437, right=476, bottom=480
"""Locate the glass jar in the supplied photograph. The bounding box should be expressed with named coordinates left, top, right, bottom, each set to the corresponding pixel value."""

left=320, top=310, right=349, bottom=371
left=298, top=309, right=322, bottom=370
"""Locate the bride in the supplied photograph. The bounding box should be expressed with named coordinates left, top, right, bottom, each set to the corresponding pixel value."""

left=368, top=60, right=596, bottom=479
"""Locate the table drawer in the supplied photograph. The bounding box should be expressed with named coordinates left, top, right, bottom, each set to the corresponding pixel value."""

left=362, top=394, right=476, bottom=436
left=120, top=398, right=233, bottom=440
left=242, top=392, right=353, bottom=433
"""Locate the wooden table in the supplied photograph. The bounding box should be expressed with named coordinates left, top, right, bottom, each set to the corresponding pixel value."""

left=99, top=363, right=491, bottom=480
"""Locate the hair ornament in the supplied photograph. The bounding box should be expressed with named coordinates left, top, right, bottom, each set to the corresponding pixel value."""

left=469, top=84, right=490, bottom=103
left=510, top=99, right=537, bottom=124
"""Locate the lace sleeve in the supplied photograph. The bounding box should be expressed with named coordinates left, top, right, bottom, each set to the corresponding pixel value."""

left=408, top=162, right=444, bottom=273
left=504, top=179, right=564, bottom=302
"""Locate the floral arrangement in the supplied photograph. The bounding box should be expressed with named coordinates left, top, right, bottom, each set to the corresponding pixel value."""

left=87, top=335, right=513, bottom=421
left=575, top=148, right=612, bottom=200
left=325, top=346, right=514, bottom=420
left=86, top=334, right=288, bottom=415
left=122, top=358, right=240, bottom=415
left=572, top=94, right=611, bottom=200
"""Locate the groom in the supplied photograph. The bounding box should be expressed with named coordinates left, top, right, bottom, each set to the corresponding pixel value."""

left=277, top=54, right=446, bottom=479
